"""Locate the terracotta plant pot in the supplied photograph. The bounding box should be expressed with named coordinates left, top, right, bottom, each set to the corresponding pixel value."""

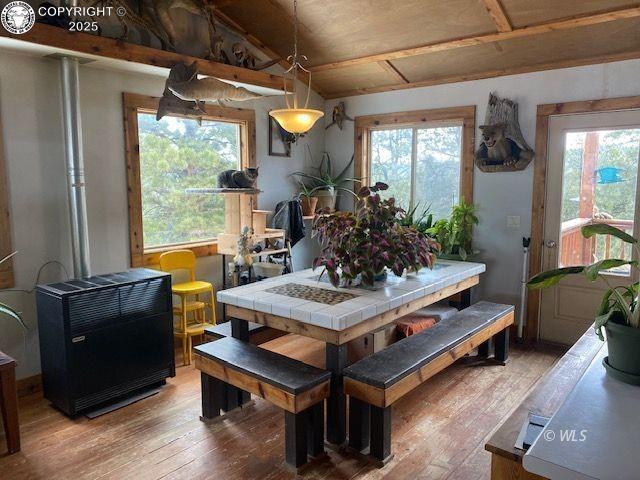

left=312, top=188, right=337, bottom=212
left=300, top=196, right=318, bottom=216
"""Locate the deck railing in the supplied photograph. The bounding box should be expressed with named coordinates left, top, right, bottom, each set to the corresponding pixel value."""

left=560, top=218, right=634, bottom=267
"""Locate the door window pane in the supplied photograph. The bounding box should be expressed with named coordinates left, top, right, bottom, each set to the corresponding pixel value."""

left=370, top=128, right=412, bottom=208
left=137, top=113, right=240, bottom=248
left=559, top=129, right=640, bottom=275
left=415, top=126, right=462, bottom=220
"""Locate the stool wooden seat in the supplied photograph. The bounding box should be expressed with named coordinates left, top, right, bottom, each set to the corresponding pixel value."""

left=0, top=350, right=20, bottom=454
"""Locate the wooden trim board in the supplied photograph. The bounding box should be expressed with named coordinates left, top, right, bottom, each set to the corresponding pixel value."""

left=0, top=103, right=13, bottom=289
left=310, top=6, right=640, bottom=73
left=0, top=23, right=288, bottom=92
left=480, top=0, right=513, bottom=33
left=354, top=106, right=475, bottom=204
left=344, top=310, right=514, bottom=408
left=526, top=95, right=640, bottom=341
left=226, top=275, right=479, bottom=345
left=123, top=92, right=256, bottom=267
left=194, top=353, right=329, bottom=413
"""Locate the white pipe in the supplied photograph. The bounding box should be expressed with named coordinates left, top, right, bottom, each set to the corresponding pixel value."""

left=60, top=55, right=91, bottom=278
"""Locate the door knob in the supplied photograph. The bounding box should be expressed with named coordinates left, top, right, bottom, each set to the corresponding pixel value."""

left=545, top=240, right=557, bottom=248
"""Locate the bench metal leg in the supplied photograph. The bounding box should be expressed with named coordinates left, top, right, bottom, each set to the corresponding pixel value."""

left=348, top=397, right=370, bottom=452
left=370, top=405, right=393, bottom=464
left=306, top=402, right=325, bottom=457
left=477, top=338, right=492, bottom=359
left=494, top=327, right=509, bottom=363
left=200, top=372, right=225, bottom=421
left=285, top=410, right=308, bottom=468
left=325, top=343, right=348, bottom=445
left=230, top=317, right=251, bottom=407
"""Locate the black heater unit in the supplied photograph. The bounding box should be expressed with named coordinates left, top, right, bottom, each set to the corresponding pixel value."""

left=36, top=268, right=175, bottom=416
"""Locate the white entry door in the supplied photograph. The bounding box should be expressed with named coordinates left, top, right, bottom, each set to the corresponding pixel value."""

left=540, top=110, right=640, bottom=344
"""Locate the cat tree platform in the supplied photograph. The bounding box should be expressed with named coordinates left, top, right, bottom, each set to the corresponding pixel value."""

left=188, top=188, right=286, bottom=256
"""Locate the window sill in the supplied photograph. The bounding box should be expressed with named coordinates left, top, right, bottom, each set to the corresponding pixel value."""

left=140, top=241, right=219, bottom=268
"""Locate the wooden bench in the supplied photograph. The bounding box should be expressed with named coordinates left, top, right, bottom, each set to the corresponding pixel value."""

left=203, top=321, right=287, bottom=345
left=343, top=301, right=514, bottom=464
left=193, top=338, right=332, bottom=468
left=0, top=350, right=20, bottom=454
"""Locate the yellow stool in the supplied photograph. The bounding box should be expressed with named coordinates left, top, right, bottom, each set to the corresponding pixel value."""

left=159, top=250, right=217, bottom=365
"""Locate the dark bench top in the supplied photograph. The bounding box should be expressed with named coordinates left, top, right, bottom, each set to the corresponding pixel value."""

left=343, top=301, right=514, bottom=389
left=194, top=338, right=332, bottom=395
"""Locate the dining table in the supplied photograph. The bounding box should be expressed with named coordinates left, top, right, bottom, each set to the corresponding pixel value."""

left=216, top=259, right=486, bottom=446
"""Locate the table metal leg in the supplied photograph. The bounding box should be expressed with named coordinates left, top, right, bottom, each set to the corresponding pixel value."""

left=325, top=343, right=348, bottom=446
left=230, top=317, right=251, bottom=406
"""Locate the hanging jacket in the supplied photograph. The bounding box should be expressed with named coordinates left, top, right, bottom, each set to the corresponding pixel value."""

left=272, top=199, right=306, bottom=247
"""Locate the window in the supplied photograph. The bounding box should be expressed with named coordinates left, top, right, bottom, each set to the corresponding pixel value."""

left=355, top=107, right=475, bottom=219
left=124, top=93, right=256, bottom=267
left=0, top=111, right=13, bottom=288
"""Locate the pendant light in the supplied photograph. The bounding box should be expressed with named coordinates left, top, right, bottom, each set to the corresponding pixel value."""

left=269, top=0, right=324, bottom=134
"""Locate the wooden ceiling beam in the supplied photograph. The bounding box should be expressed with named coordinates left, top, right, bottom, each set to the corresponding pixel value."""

left=310, top=5, right=640, bottom=73
left=479, top=0, right=512, bottom=32
left=377, top=60, right=409, bottom=83
left=0, top=23, right=288, bottom=91
left=323, top=48, right=640, bottom=99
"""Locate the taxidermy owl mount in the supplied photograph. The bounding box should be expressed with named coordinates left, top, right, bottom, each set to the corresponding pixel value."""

left=475, top=93, right=534, bottom=172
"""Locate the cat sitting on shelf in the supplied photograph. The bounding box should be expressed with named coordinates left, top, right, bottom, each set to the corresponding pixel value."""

left=217, top=168, right=259, bottom=189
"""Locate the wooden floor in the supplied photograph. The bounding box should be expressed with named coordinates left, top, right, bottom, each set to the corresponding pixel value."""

left=0, top=335, right=562, bottom=480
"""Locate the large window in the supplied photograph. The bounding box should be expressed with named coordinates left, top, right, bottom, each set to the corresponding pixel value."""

left=355, top=107, right=475, bottom=220
left=124, top=93, right=255, bottom=267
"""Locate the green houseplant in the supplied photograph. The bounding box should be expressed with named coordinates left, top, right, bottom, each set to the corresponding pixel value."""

left=291, top=150, right=356, bottom=212
left=0, top=252, right=27, bottom=332
left=527, top=223, right=640, bottom=384
left=312, top=183, right=439, bottom=287
left=296, top=181, right=319, bottom=216
left=427, top=198, right=479, bottom=260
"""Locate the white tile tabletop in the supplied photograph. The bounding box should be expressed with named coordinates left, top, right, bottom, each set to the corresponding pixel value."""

left=218, top=260, right=485, bottom=331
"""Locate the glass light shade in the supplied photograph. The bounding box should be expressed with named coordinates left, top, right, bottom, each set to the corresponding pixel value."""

left=269, top=108, right=324, bottom=134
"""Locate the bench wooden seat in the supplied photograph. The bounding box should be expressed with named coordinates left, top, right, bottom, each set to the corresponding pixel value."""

left=194, top=338, right=331, bottom=468
left=344, top=301, right=514, bottom=464
left=203, top=321, right=287, bottom=345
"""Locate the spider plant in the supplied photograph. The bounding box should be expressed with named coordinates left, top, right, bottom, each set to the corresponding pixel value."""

left=0, top=252, right=27, bottom=331
left=399, top=202, right=434, bottom=234
left=291, top=150, right=357, bottom=195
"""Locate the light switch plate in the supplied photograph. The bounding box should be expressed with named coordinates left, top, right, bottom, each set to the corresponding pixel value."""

left=507, top=216, right=521, bottom=228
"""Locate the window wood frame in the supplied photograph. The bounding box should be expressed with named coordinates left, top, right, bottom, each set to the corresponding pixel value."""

left=123, top=92, right=256, bottom=268
left=354, top=106, right=476, bottom=205
left=0, top=110, right=13, bottom=289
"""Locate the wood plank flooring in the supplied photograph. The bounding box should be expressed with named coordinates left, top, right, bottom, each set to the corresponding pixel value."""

left=0, top=335, right=562, bottom=480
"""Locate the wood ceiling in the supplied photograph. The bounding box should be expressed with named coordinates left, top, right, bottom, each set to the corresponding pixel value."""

left=214, top=0, right=640, bottom=98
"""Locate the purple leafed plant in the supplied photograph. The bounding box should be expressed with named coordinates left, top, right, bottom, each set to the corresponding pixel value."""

left=312, top=183, right=439, bottom=287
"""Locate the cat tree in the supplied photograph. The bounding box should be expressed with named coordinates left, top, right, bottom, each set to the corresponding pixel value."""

left=190, top=188, right=287, bottom=256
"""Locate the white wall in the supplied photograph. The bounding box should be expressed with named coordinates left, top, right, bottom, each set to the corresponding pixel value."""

left=325, top=59, right=640, bottom=317
left=0, top=50, right=323, bottom=378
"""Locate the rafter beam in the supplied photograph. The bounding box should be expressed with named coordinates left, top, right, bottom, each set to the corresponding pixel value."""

left=323, top=49, right=640, bottom=99
left=377, top=60, right=409, bottom=83
left=310, top=6, right=640, bottom=73
left=480, top=0, right=512, bottom=32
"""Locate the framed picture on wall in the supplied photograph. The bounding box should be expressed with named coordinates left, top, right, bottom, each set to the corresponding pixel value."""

left=268, top=116, right=292, bottom=157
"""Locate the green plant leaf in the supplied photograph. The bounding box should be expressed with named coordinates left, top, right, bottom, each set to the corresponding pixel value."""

left=584, top=259, right=637, bottom=281
left=527, top=266, right=585, bottom=289
left=0, top=302, right=27, bottom=331
left=581, top=224, right=637, bottom=244
left=594, top=310, right=615, bottom=341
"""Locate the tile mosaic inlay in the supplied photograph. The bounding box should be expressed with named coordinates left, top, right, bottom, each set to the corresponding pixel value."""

left=265, top=283, right=357, bottom=305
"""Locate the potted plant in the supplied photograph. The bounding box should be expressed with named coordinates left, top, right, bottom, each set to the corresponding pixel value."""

left=427, top=199, right=479, bottom=260
left=527, top=223, right=640, bottom=385
left=291, top=149, right=357, bottom=212
left=312, top=183, right=439, bottom=288
left=0, top=252, right=27, bottom=333
left=296, top=181, right=319, bottom=216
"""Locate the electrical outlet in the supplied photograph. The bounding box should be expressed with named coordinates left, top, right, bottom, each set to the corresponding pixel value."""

left=507, top=216, right=520, bottom=228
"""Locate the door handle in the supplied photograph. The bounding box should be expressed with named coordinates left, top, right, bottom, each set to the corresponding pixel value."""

left=545, top=240, right=557, bottom=248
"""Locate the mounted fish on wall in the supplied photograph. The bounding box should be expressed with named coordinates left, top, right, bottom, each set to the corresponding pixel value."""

left=157, top=61, right=263, bottom=120
left=475, top=93, right=534, bottom=172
